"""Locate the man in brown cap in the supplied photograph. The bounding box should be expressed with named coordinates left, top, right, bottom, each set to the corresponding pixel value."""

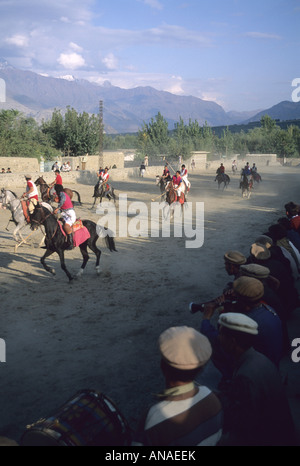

left=131, top=326, right=223, bottom=446
left=198, top=276, right=283, bottom=378
left=217, top=313, right=297, bottom=446
left=248, top=241, right=300, bottom=313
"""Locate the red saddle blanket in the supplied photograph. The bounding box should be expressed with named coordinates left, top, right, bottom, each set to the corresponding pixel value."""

left=21, top=200, right=30, bottom=223
left=58, top=220, right=91, bottom=247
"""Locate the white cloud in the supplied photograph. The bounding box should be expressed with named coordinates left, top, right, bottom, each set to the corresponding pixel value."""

left=57, top=52, right=86, bottom=70
left=70, top=42, right=83, bottom=52
left=5, top=34, right=29, bottom=47
left=245, top=32, right=282, bottom=40
left=102, top=53, right=118, bottom=70
left=142, top=0, right=163, bottom=10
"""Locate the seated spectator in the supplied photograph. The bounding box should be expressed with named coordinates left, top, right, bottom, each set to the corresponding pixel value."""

left=239, top=263, right=289, bottom=352
left=277, top=217, right=300, bottom=253
left=247, top=242, right=300, bottom=313
left=6, top=168, right=12, bottom=173
left=200, top=276, right=283, bottom=374
left=131, top=326, right=223, bottom=446
left=267, top=223, right=300, bottom=280
left=223, top=250, right=246, bottom=293
left=285, top=201, right=300, bottom=232
left=1, top=168, right=5, bottom=174
left=217, top=312, right=297, bottom=446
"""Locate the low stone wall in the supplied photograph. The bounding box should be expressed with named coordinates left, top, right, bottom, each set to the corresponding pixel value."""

left=0, top=166, right=166, bottom=188
left=0, top=157, right=39, bottom=173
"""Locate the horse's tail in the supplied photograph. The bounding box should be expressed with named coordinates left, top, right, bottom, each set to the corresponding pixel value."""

left=72, top=190, right=82, bottom=205
left=97, top=225, right=117, bottom=252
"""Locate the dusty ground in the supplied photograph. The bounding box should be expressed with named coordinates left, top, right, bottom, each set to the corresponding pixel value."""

left=0, top=164, right=299, bottom=445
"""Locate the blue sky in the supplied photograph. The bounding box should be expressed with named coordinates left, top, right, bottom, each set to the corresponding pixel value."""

left=0, top=0, right=299, bottom=112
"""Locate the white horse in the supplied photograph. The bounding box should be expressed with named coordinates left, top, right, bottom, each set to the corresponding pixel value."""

left=0, top=189, right=52, bottom=251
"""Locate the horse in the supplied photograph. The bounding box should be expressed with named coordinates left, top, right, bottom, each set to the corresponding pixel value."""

left=0, top=189, right=50, bottom=251
left=34, top=176, right=82, bottom=205
left=163, top=183, right=187, bottom=219
left=28, top=203, right=117, bottom=281
left=240, top=174, right=253, bottom=198
left=215, top=174, right=230, bottom=190
left=155, top=175, right=169, bottom=201
left=92, top=180, right=117, bottom=208
left=251, top=171, right=262, bottom=183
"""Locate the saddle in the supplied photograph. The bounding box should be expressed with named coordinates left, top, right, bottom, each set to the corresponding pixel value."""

left=58, top=219, right=91, bottom=248
left=21, top=199, right=37, bottom=223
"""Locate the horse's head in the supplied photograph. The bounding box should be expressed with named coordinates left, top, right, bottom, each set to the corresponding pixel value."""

left=28, top=201, right=47, bottom=230
left=34, top=176, right=46, bottom=186
left=155, top=175, right=160, bottom=185
left=0, top=189, right=14, bottom=206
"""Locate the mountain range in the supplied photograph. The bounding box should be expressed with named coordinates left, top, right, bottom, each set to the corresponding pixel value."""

left=0, top=57, right=300, bottom=134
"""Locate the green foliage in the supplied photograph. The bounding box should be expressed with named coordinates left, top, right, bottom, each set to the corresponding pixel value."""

left=1, top=108, right=300, bottom=162
left=0, top=109, right=59, bottom=160
left=137, top=112, right=170, bottom=157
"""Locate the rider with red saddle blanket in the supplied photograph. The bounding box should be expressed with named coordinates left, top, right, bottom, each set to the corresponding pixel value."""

left=170, top=171, right=185, bottom=202
left=54, top=184, right=76, bottom=250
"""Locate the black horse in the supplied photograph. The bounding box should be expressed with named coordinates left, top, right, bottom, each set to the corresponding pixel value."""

left=215, top=174, right=230, bottom=190
left=29, top=203, right=117, bottom=281
left=92, top=181, right=117, bottom=208
left=240, top=174, right=253, bottom=198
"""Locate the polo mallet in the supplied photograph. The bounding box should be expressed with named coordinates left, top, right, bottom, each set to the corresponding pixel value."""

left=151, top=192, right=166, bottom=202
left=14, top=228, right=37, bottom=252
left=165, top=160, right=177, bottom=174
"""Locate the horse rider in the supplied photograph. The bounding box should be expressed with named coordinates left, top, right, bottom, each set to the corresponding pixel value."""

left=251, top=163, right=257, bottom=173
left=161, top=164, right=171, bottom=182
left=180, top=164, right=191, bottom=192
left=215, top=163, right=226, bottom=182
left=241, top=162, right=252, bottom=181
left=21, top=175, right=39, bottom=202
left=170, top=170, right=185, bottom=199
left=94, top=166, right=105, bottom=193
left=53, top=184, right=76, bottom=250
left=100, top=167, right=110, bottom=192
left=49, top=169, right=63, bottom=197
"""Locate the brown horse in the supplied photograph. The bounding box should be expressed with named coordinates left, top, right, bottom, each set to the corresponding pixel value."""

left=35, top=176, right=82, bottom=205
left=164, top=183, right=186, bottom=219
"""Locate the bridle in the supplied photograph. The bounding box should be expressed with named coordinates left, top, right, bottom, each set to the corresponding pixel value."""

left=30, top=204, right=58, bottom=239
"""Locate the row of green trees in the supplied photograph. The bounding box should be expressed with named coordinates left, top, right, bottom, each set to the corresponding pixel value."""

left=137, top=113, right=300, bottom=159
left=1, top=108, right=300, bottom=161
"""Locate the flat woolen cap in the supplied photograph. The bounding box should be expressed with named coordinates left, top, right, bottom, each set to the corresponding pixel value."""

left=250, top=243, right=271, bottom=260
left=158, top=326, right=212, bottom=370
left=218, top=312, right=258, bottom=335
left=224, top=250, right=247, bottom=265
left=25, top=174, right=32, bottom=179
left=233, top=276, right=264, bottom=302
left=240, top=263, right=270, bottom=279
left=255, top=235, right=273, bottom=248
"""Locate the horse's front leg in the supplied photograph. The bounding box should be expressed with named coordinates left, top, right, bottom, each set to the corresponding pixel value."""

left=57, top=249, right=73, bottom=281
left=13, top=224, right=26, bottom=244
left=41, top=249, right=56, bottom=276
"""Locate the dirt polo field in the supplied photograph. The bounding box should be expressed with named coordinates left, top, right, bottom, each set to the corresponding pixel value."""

left=0, top=164, right=299, bottom=445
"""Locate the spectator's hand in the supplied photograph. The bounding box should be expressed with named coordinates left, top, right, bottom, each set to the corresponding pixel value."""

left=202, top=302, right=217, bottom=320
